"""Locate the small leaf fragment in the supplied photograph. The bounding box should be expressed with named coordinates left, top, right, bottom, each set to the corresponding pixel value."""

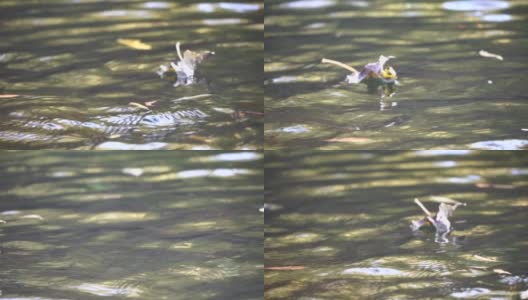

left=479, top=50, right=503, bottom=61
left=117, top=38, right=152, bottom=50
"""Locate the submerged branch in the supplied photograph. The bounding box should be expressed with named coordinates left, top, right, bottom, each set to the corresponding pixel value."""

left=321, top=58, right=359, bottom=74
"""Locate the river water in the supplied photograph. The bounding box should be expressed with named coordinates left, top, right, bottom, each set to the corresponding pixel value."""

left=0, top=151, right=263, bottom=299
left=265, top=0, right=528, bottom=150
left=265, top=150, right=528, bottom=299
left=0, top=1, right=263, bottom=149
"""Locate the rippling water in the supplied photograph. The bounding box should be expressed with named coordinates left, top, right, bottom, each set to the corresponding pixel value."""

left=0, top=151, right=263, bottom=299
left=265, top=150, right=528, bottom=299
left=0, top=1, right=263, bottom=149
left=264, top=0, right=528, bottom=149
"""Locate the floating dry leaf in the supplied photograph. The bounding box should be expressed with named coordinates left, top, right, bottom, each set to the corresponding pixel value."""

left=322, top=55, right=397, bottom=84
left=158, top=42, right=214, bottom=87
left=326, top=137, right=374, bottom=144
left=0, top=94, right=19, bottom=98
left=129, top=102, right=150, bottom=111
left=493, top=268, right=512, bottom=275
left=117, top=38, right=152, bottom=50
left=479, top=50, right=503, bottom=61
left=411, top=198, right=465, bottom=233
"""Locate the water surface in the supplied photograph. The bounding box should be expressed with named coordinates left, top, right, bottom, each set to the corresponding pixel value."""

left=0, top=1, right=263, bottom=149
left=0, top=151, right=263, bottom=299
left=265, top=0, right=528, bottom=149
left=265, top=150, right=528, bottom=299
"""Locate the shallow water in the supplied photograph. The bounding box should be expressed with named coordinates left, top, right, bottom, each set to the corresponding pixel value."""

left=264, top=0, right=528, bottom=149
left=0, top=151, right=263, bottom=299
left=265, top=150, right=528, bottom=299
left=0, top=1, right=263, bottom=149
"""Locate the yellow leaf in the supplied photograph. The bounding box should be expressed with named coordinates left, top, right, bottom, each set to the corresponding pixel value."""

left=117, top=38, right=152, bottom=50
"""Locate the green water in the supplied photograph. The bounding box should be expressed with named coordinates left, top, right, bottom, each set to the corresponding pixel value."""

left=265, top=150, right=528, bottom=299
left=265, top=0, right=528, bottom=149
left=0, top=151, right=263, bottom=299
left=0, top=1, right=263, bottom=149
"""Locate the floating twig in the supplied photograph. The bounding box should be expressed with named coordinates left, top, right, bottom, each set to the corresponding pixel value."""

left=414, top=198, right=433, bottom=217
left=176, top=41, right=184, bottom=61
left=321, top=58, right=359, bottom=74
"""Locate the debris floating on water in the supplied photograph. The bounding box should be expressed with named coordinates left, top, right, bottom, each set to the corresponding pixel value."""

left=479, top=50, right=503, bottom=61
left=410, top=197, right=466, bottom=233
left=157, top=41, right=215, bottom=87
left=321, top=55, right=398, bottom=84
